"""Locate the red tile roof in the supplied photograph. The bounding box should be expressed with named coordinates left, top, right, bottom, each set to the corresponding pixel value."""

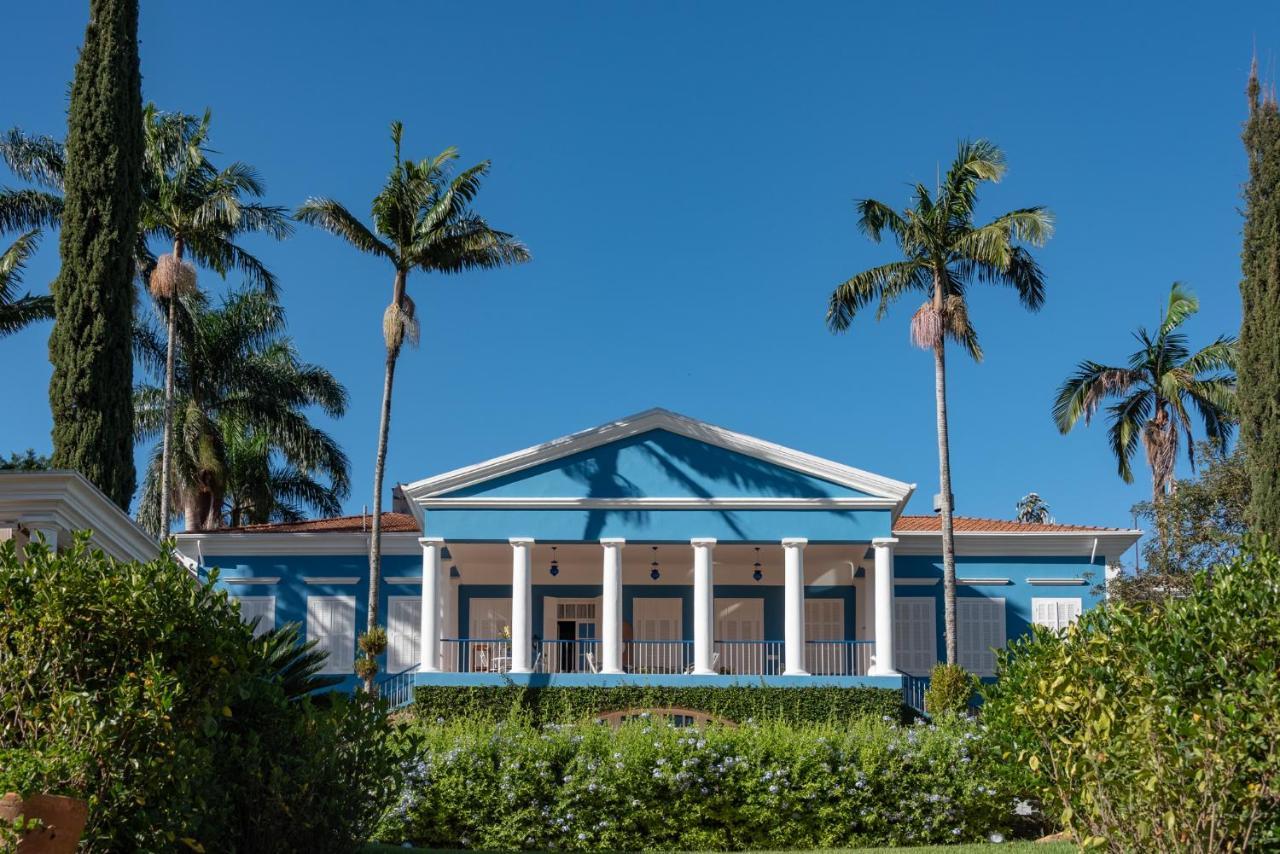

left=211, top=512, right=420, bottom=534
left=893, top=515, right=1129, bottom=534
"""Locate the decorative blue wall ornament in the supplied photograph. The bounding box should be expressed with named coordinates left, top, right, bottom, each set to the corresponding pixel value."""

left=441, top=546, right=453, bottom=561
left=549, top=545, right=559, bottom=577
left=753, top=546, right=764, bottom=582
left=650, top=545, right=661, bottom=580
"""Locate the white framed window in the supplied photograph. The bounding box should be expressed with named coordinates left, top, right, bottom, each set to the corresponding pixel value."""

left=234, top=595, right=275, bottom=637
left=957, top=597, right=1006, bottom=677
left=387, top=596, right=422, bottom=674
left=468, top=597, right=512, bottom=639
left=1032, top=597, right=1082, bottom=632
left=894, top=596, right=938, bottom=676
left=307, top=595, right=355, bottom=675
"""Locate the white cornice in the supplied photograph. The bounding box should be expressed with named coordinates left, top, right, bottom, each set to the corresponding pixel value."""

left=175, top=530, right=419, bottom=557
left=893, top=529, right=1141, bottom=560
left=222, top=576, right=281, bottom=585
left=1027, top=578, right=1089, bottom=586
left=417, top=496, right=898, bottom=510
left=400, top=408, right=916, bottom=513
left=303, top=576, right=360, bottom=585
left=0, top=471, right=158, bottom=563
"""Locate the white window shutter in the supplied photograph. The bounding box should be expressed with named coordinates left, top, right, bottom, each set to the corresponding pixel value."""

left=308, top=596, right=355, bottom=674
left=893, top=597, right=937, bottom=676
left=233, top=596, right=275, bottom=637
left=1032, top=597, right=1082, bottom=632
left=387, top=596, right=422, bottom=674
left=957, top=598, right=1005, bottom=676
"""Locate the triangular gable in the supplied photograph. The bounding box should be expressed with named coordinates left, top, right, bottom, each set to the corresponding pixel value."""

left=402, top=409, right=913, bottom=504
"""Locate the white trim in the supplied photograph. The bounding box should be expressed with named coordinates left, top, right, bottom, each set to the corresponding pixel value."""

left=302, top=576, right=360, bottom=585
left=893, top=529, right=1141, bottom=559
left=417, top=496, right=899, bottom=510
left=385, top=576, right=423, bottom=585
left=957, top=577, right=1012, bottom=586
left=176, top=530, right=419, bottom=558
left=400, top=408, right=916, bottom=511
left=1027, top=577, right=1089, bottom=586
left=221, top=576, right=280, bottom=585
left=894, top=577, right=939, bottom=586
left=0, top=471, right=158, bottom=562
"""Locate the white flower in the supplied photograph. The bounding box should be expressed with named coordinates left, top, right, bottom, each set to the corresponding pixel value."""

left=989, top=832, right=1006, bottom=843
left=1013, top=799, right=1035, bottom=817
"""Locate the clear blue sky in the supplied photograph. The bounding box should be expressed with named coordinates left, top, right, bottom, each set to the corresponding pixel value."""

left=4, top=2, right=1276, bottom=555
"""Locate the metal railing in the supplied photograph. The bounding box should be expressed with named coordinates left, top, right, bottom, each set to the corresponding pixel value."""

left=536, top=639, right=601, bottom=673
left=624, top=639, right=692, bottom=674
left=714, top=639, right=784, bottom=675
left=805, top=640, right=875, bottom=675
left=903, top=673, right=930, bottom=718
left=378, top=662, right=419, bottom=709
left=441, top=638, right=513, bottom=673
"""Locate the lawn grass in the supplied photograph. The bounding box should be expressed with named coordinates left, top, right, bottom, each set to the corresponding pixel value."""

left=364, top=842, right=1074, bottom=853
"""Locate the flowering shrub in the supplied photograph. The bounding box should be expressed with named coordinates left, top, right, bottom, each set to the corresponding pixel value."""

left=376, top=715, right=1024, bottom=850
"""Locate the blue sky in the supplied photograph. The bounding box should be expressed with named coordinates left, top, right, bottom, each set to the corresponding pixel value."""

left=3, top=2, right=1275, bottom=555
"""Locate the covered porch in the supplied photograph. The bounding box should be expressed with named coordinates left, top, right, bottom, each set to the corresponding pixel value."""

left=408, top=536, right=903, bottom=686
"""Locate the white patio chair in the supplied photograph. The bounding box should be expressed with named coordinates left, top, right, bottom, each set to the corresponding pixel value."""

left=683, top=651, right=719, bottom=675
left=584, top=652, right=600, bottom=673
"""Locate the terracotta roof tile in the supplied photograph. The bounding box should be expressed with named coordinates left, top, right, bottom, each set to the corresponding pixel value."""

left=211, top=512, right=419, bottom=534
left=893, top=515, right=1128, bottom=534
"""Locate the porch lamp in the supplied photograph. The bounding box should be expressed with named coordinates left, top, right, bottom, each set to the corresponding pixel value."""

left=549, top=546, right=559, bottom=577
left=753, top=547, right=764, bottom=582
left=650, top=546, right=661, bottom=580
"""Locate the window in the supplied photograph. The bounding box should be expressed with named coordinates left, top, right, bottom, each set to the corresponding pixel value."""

left=957, top=597, right=1006, bottom=677
left=387, top=596, right=422, bottom=674
left=894, top=597, right=937, bottom=676
left=633, top=598, right=682, bottom=641
left=307, top=596, right=355, bottom=675
left=1032, top=597, right=1082, bottom=632
left=556, top=602, right=597, bottom=620
left=715, top=597, right=765, bottom=674
left=468, top=598, right=512, bottom=639
left=234, top=595, right=275, bottom=637
left=805, top=598, right=844, bottom=641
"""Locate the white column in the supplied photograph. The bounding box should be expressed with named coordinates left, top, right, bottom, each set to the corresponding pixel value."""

left=418, top=537, right=444, bottom=671
left=782, top=538, right=809, bottom=675
left=509, top=537, right=535, bottom=673
left=869, top=537, right=899, bottom=675
left=691, top=538, right=717, bottom=674
left=600, top=538, right=625, bottom=673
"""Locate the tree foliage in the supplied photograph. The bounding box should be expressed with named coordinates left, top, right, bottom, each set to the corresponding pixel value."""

left=982, top=543, right=1280, bottom=850
left=1239, top=63, right=1280, bottom=541
left=47, top=0, right=144, bottom=510
left=0, top=231, right=53, bottom=338
left=826, top=138, right=1052, bottom=665
left=134, top=288, right=349, bottom=534
left=1053, top=283, right=1236, bottom=502
left=0, top=450, right=51, bottom=471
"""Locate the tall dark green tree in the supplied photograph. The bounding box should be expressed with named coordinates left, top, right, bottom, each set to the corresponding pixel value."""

left=47, top=0, right=143, bottom=509
left=1240, top=61, right=1280, bottom=541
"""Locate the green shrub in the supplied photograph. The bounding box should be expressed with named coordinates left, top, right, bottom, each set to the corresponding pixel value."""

left=412, top=684, right=906, bottom=725
left=0, top=536, right=403, bottom=853
left=924, top=663, right=976, bottom=716
left=376, top=714, right=1022, bottom=850
left=982, top=542, right=1280, bottom=850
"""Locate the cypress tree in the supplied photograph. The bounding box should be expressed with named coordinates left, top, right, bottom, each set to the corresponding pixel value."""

left=48, top=0, right=143, bottom=509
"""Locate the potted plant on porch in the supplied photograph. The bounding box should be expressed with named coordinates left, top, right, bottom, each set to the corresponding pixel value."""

left=0, top=749, right=88, bottom=853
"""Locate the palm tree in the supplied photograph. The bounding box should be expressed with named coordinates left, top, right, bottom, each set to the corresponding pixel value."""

left=139, top=106, right=293, bottom=537
left=0, top=231, right=53, bottom=337
left=297, top=121, right=529, bottom=689
left=1015, top=492, right=1052, bottom=524
left=134, top=288, right=349, bottom=534
left=0, top=129, right=64, bottom=233
left=826, top=139, right=1052, bottom=666
left=1053, top=283, right=1236, bottom=503
left=221, top=422, right=346, bottom=527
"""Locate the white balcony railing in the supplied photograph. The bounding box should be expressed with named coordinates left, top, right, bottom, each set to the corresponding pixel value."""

left=624, top=640, right=692, bottom=674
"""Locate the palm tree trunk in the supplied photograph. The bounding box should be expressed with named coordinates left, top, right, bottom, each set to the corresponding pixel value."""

left=365, top=269, right=408, bottom=693
left=158, top=238, right=184, bottom=536
left=932, top=282, right=959, bottom=666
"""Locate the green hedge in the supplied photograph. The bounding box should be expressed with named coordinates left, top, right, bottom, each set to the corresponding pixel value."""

left=411, top=684, right=906, bottom=725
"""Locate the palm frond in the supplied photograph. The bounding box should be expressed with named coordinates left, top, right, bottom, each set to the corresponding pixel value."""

left=295, top=198, right=394, bottom=260
left=1053, top=361, right=1140, bottom=432
left=826, top=260, right=927, bottom=332
left=0, top=188, right=62, bottom=232
left=1106, top=389, right=1153, bottom=484
left=1159, top=282, right=1199, bottom=338
left=855, top=199, right=908, bottom=243
left=0, top=129, right=65, bottom=189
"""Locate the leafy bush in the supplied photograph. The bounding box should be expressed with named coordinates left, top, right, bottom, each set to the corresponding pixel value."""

left=924, top=663, right=976, bottom=716
left=412, top=684, right=906, bottom=725
left=376, top=714, right=1023, bottom=850
left=0, top=537, right=403, bottom=853
left=982, top=542, right=1280, bottom=850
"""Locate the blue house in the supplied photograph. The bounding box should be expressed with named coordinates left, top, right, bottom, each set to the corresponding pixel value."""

left=174, top=409, right=1140, bottom=694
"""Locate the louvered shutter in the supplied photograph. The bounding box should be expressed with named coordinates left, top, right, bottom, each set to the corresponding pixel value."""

left=308, top=596, right=355, bottom=674
left=1032, top=597, right=1082, bottom=631
left=233, top=596, right=275, bottom=637
left=387, top=596, right=422, bottom=673
left=893, top=597, right=937, bottom=676
left=957, top=598, right=1005, bottom=676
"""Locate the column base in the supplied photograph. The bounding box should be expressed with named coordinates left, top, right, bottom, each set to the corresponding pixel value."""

left=783, top=668, right=810, bottom=677
left=691, top=667, right=716, bottom=676
left=600, top=668, right=623, bottom=675
left=867, top=665, right=900, bottom=676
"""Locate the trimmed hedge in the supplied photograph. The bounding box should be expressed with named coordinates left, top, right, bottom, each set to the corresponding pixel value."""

left=411, top=684, right=906, bottom=725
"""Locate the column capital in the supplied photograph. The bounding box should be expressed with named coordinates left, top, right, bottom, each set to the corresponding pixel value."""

left=871, top=537, right=899, bottom=547
left=599, top=537, right=627, bottom=547
left=690, top=537, right=717, bottom=546
left=508, top=537, right=535, bottom=546
left=418, top=536, right=445, bottom=546
left=781, top=537, right=808, bottom=548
